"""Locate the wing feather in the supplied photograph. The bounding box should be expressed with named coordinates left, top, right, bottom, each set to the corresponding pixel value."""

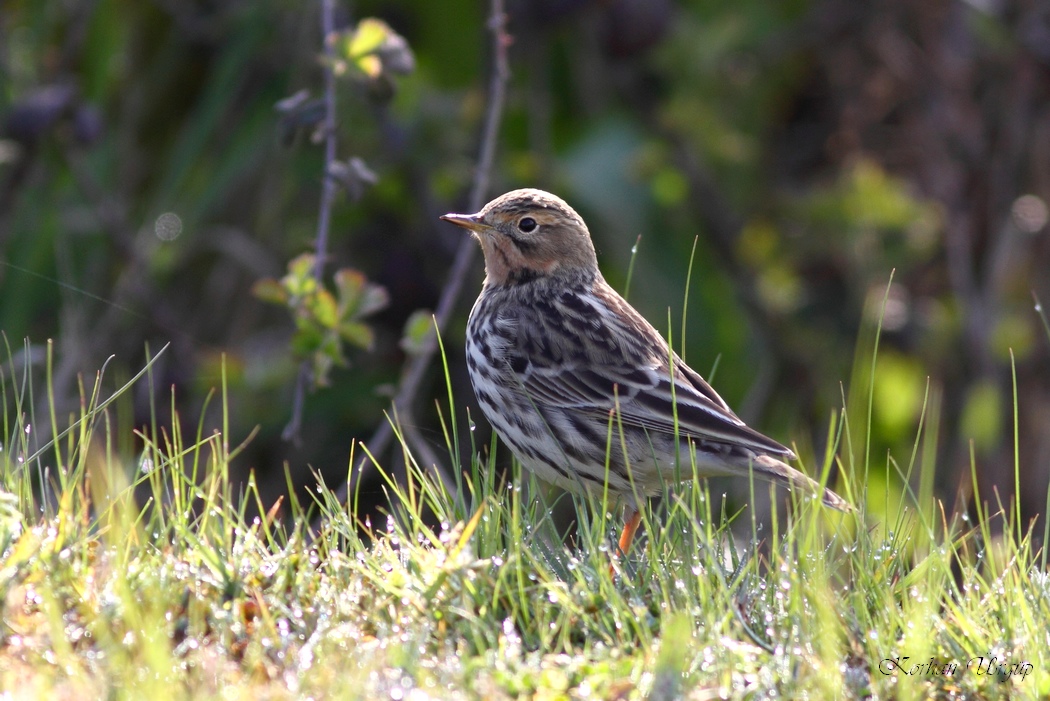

left=506, top=281, right=794, bottom=459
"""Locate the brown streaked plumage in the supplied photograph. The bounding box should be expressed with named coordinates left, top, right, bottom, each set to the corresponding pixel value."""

left=442, top=188, right=851, bottom=558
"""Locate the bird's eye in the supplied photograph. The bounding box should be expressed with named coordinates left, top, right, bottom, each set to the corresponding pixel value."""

left=517, top=217, right=537, bottom=233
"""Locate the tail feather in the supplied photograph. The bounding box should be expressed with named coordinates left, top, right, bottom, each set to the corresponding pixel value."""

left=750, top=454, right=853, bottom=513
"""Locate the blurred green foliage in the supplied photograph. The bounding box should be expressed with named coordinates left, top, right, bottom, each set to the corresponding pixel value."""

left=253, top=253, right=388, bottom=386
left=1, top=0, right=1048, bottom=524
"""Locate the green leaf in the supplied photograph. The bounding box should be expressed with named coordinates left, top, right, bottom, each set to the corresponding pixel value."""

left=400, top=309, right=434, bottom=355
left=357, top=55, right=382, bottom=79
left=345, top=19, right=389, bottom=61
left=335, top=268, right=388, bottom=320
left=291, top=325, right=324, bottom=355
left=334, top=268, right=365, bottom=309
left=332, top=19, right=414, bottom=82
left=356, top=282, right=389, bottom=318
left=339, top=321, right=375, bottom=350
left=283, top=254, right=318, bottom=297
left=309, top=288, right=339, bottom=329
left=251, top=278, right=287, bottom=305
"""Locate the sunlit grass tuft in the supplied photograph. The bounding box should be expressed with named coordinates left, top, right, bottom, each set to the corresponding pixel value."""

left=1, top=314, right=1049, bottom=698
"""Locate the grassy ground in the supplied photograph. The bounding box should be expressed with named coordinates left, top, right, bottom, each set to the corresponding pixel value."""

left=1, top=331, right=1048, bottom=700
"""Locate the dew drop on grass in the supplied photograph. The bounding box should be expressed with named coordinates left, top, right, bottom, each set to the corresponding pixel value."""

left=468, top=419, right=476, bottom=432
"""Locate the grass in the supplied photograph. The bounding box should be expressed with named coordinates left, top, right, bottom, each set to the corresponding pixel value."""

left=1, top=304, right=1050, bottom=700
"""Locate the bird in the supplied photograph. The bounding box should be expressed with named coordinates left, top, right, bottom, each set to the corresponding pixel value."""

left=441, top=188, right=851, bottom=558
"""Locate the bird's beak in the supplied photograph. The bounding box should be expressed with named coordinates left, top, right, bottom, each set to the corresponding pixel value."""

left=440, top=212, right=485, bottom=233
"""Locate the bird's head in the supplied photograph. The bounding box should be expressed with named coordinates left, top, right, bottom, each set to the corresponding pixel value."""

left=441, top=188, right=598, bottom=286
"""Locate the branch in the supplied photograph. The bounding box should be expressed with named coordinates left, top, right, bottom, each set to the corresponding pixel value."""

left=284, top=0, right=341, bottom=442
left=325, top=0, right=510, bottom=512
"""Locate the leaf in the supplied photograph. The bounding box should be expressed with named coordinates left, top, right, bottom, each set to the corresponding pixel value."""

left=339, top=321, right=375, bottom=350
left=331, top=19, right=414, bottom=83
left=288, top=252, right=316, bottom=278
left=274, top=90, right=326, bottom=145
left=327, top=157, right=378, bottom=200
left=309, top=288, right=339, bottom=329
left=273, top=89, right=310, bottom=114
left=318, top=333, right=345, bottom=363
left=356, top=281, right=389, bottom=318
left=345, top=18, right=389, bottom=61
left=334, top=268, right=366, bottom=310
left=283, top=254, right=319, bottom=298
left=400, top=309, right=434, bottom=355
left=335, top=268, right=388, bottom=319
left=357, top=55, right=383, bottom=79
left=375, top=29, right=415, bottom=76
left=291, top=316, right=319, bottom=340
left=269, top=256, right=386, bottom=385
left=251, top=278, right=288, bottom=305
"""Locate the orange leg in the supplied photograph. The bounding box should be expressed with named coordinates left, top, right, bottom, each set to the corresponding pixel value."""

left=617, top=508, right=642, bottom=556
left=610, top=509, right=642, bottom=577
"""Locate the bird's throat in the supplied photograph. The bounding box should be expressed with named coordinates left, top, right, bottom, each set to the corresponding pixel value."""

left=481, top=236, right=557, bottom=286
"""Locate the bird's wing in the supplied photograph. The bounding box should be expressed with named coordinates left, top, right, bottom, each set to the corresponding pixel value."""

left=510, top=284, right=794, bottom=459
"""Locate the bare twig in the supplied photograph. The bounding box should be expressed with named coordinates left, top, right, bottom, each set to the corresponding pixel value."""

left=313, top=0, right=339, bottom=282
left=284, top=0, right=340, bottom=443
left=326, top=0, right=510, bottom=512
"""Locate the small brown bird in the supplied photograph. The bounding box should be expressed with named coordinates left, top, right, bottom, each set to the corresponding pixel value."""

left=442, top=189, right=851, bottom=556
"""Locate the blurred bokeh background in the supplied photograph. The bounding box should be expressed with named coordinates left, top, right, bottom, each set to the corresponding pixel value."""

left=2, top=0, right=1048, bottom=531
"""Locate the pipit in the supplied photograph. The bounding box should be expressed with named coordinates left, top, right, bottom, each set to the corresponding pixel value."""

left=442, top=189, right=851, bottom=557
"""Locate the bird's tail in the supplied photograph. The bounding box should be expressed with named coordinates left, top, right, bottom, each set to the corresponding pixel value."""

left=750, top=454, right=853, bottom=513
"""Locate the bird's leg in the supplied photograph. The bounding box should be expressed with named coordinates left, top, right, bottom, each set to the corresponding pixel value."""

left=617, top=508, right=642, bottom=556
left=610, top=509, right=642, bottom=578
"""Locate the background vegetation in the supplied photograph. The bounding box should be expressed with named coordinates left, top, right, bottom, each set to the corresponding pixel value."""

left=4, top=0, right=1050, bottom=524
left=3, top=0, right=1050, bottom=697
